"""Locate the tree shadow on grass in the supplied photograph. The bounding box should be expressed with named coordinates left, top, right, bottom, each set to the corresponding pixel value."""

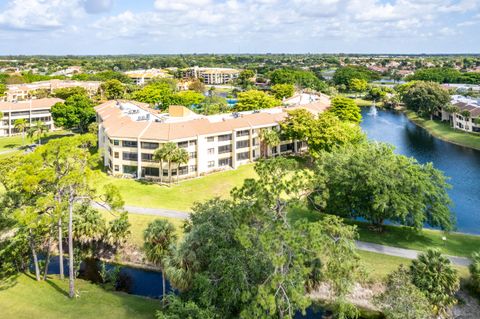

left=0, top=273, right=19, bottom=291
left=45, top=278, right=69, bottom=297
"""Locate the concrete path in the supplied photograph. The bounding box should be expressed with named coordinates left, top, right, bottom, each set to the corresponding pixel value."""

left=99, top=203, right=472, bottom=267
left=356, top=240, right=471, bottom=267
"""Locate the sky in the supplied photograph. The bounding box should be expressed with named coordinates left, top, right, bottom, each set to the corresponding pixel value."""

left=0, top=0, right=479, bottom=55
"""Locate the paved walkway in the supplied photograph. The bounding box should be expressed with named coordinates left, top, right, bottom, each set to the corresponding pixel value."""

left=355, top=241, right=471, bottom=267
left=105, top=204, right=472, bottom=267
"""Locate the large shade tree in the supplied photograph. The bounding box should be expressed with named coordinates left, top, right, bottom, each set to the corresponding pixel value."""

left=51, top=94, right=96, bottom=133
left=235, top=90, right=280, bottom=111
left=309, top=142, right=454, bottom=230
left=401, top=81, right=450, bottom=120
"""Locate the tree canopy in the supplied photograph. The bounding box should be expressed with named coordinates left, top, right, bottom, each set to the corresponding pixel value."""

left=235, top=90, right=280, bottom=111
left=309, top=142, right=454, bottom=230
left=401, top=81, right=450, bottom=120
left=271, top=83, right=295, bottom=100
left=332, top=66, right=380, bottom=90
left=269, top=68, right=328, bottom=92
left=51, top=94, right=96, bottom=132
left=328, top=96, right=362, bottom=123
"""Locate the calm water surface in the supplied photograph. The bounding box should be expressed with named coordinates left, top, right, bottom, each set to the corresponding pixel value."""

left=360, top=107, right=480, bottom=234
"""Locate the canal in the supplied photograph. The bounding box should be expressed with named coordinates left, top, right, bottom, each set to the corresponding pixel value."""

left=360, top=107, right=480, bottom=234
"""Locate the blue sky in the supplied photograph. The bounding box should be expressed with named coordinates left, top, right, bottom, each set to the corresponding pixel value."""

left=0, top=0, right=479, bottom=55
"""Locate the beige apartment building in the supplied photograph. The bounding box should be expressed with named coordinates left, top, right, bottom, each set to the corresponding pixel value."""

left=439, top=95, right=480, bottom=133
left=184, top=67, right=240, bottom=85
left=125, top=69, right=172, bottom=85
left=95, top=98, right=329, bottom=180
left=5, top=79, right=101, bottom=102
left=0, top=98, right=62, bottom=137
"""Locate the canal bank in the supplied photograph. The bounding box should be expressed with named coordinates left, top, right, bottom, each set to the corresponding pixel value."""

left=360, top=107, right=480, bottom=235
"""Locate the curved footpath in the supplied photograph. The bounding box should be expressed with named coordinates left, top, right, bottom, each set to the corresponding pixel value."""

left=116, top=204, right=472, bottom=267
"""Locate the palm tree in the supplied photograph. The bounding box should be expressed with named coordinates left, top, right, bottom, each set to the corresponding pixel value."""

left=143, top=219, right=178, bottom=304
left=153, top=145, right=167, bottom=183
left=28, top=121, right=48, bottom=145
left=160, top=142, right=178, bottom=184
left=259, top=128, right=280, bottom=158
left=173, top=148, right=189, bottom=184
left=14, top=118, right=28, bottom=146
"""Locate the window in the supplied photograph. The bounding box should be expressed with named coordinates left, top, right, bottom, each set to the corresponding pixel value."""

left=113, top=140, right=119, bottom=146
left=272, top=146, right=277, bottom=154
left=236, top=151, right=249, bottom=161
left=280, top=143, right=294, bottom=153
left=144, top=167, right=159, bottom=177
left=178, top=166, right=188, bottom=175
left=189, top=140, right=197, bottom=146
left=122, top=152, right=138, bottom=161
left=236, top=140, right=249, bottom=149
left=208, top=161, right=215, bottom=168
left=189, top=165, right=197, bottom=172
left=218, top=134, right=232, bottom=141
left=207, top=136, right=215, bottom=142
left=141, top=153, right=154, bottom=162
left=163, top=169, right=169, bottom=177
left=114, top=152, right=119, bottom=159
left=114, top=165, right=119, bottom=172
left=207, top=148, right=215, bottom=155
left=189, top=152, right=197, bottom=159
left=177, top=141, right=188, bottom=148
left=218, top=144, right=232, bottom=154
left=122, top=140, right=138, bottom=148
left=218, top=157, right=232, bottom=167
left=236, top=130, right=249, bottom=137
left=141, top=142, right=159, bottom=150
left=122, top=165, right=137, bottom=174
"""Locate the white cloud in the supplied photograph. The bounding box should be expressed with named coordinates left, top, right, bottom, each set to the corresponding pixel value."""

left=154, top=0, right=212, bottom=11
left=0, top=0, right=82, bottom=31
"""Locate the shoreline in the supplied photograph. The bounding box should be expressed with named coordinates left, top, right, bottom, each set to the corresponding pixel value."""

left=403, top=109, right=480, bottom=151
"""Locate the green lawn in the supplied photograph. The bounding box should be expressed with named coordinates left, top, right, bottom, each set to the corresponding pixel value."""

left=358, top=250, right=470, bottom=281
left=0, top=274, right=160, bottom=319
left=0, top=131, right=74, bottom=152
left=406, top=110, right=480, bottom=150
left=94, top=164, right=257, bottom=211
left=102, top=211, right=185, bottom=248
left=289, top=206, right=480, bottom=258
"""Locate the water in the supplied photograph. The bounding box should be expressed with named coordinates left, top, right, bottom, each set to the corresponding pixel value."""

left=360, top=107, right=480, bottom=234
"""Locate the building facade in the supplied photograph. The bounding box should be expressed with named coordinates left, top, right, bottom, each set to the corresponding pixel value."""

left=95, top=98, right=329, bottom=180
left=440, top=96, right=480, bottom=133
left=125, top=69, right=172, bottom=85
left=5, top=80, right=101, bottom=102
left=0, top=98, right=62, bottom=137
left=184, top=67, right=240, bottom=85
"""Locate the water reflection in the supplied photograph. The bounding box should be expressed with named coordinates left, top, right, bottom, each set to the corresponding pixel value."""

left=361, top=108, right=480, bottom=234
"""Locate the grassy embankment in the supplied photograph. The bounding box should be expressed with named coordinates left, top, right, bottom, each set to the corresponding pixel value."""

left=0, top=274, right=160, bottom=319
left=405, top=110, right=480, bottom=150
left=0, top=131, right=73, bottom=152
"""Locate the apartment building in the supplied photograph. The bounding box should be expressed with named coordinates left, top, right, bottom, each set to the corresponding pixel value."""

left=440, top=96, right=480, bottom=133
left=0, top=98, right=62, bottom=137
left=5, top=79, right=101, bottom=102
left=125, top=69, right=172, bottom=85
left=184, top=67, right=240, bottom=85
left=95, top=98, right=329, bottom=180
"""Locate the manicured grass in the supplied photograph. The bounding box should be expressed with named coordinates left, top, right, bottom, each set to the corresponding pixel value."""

left=406, top=110, right=480, bottom=150
left=0, top=131, right=73, bottom=152
left=102, top=211, right=185, bottom=248
left=0, top=274, right=160, bottom=319
left=289, top=206, right=480, bottom=258
left=94, top=164, right=257, bottom=211
left=358, top=250, right=470, bottom=281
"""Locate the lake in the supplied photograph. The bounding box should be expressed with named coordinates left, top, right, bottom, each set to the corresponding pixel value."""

left=360, top=107, right=480, bottom=234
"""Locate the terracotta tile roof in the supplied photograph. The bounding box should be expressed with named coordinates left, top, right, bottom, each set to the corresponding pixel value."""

left=0, top=98, right=63, bottom=112
left=96, top=98, right=330, bottom=141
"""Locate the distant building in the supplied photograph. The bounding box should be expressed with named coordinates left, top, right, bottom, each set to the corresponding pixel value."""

left=0, top=98, right=62, bottom=137
left=5, top=80, right=100, bottom=102
left=50, top=66, right=82, bottom=77
left=125, top=69, right=172, bottom=85
left=440, top=95, right=480, bottom=133
left=184, top=67, right=240, bottom=85
left=95, top=97, right=330, bottom=180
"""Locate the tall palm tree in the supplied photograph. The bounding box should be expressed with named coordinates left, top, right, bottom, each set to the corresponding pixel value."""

left=173, top=148, right=189, bottom=184
left=14, top=118, right=28, bottom=146
left=143, top=219, right=178, bottom=304
left=28, top=121, right=48, bottom=145
left=160, top=142, right=179, bottom=184
left=259, top=128, right=280, bottom=158
left=153, top=144, right=166, bottom=183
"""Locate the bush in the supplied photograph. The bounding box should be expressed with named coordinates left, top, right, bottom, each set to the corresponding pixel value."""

left=470, top=252, right=480, bottom=294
